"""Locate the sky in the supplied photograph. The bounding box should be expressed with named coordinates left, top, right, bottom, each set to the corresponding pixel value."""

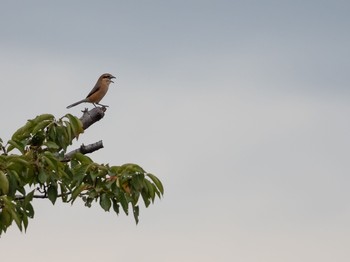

left=1, top=0, right=350, bottom=261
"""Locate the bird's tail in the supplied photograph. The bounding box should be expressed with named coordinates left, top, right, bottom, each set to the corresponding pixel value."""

left=66, top=99, right=88, bottom=109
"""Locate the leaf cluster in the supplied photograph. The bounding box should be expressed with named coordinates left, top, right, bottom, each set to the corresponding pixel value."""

left=0, top=113, right=163, bottom=235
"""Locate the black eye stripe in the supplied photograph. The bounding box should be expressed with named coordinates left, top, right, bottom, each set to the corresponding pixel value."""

left=101, top=74, right=115, bottom=79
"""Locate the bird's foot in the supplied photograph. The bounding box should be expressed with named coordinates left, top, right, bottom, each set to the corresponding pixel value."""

left=96, top=103, right=109, bottom=108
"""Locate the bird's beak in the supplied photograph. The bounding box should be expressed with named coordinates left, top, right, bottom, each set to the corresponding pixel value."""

left=110, top=75, right=116, bottom=83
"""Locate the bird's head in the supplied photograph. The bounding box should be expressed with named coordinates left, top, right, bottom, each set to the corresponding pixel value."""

left=100, top=73, right=116, bottom=84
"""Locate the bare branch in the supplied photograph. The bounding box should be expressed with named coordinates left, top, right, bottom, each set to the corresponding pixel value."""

left=14, top=190, right=73, bottom=201
left=80, top=106, right=107, bottom=130
left=62, top=106, right=106, bottom=161
left=63, top=140, right=104, bottom=161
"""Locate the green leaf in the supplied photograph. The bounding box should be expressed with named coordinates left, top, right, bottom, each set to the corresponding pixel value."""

left=60, top=183, right=68, bottom=202
left=124, top=163, right=145, bottom=173
left=65, top=114, right=84, bottom=138
left=100, top=193, right=111, bottom=211
left=144, top=179, right=155, bottom=202
left=119, top=192, right=129, bottom=215
left=22, top=212, right=29, bottom=231
left=38, top=170, right=47, bottom=184
left=131, top=191, right=140, bottom=205
left=6, top=171, right=18, bottom=197
left=0, top=208, right=12, bottom=227
left=26, top=203, right=35, bottom=218
left=11, top=121, right=35, bottom=141
left=55, top=125, right=69, bottom=150
left=112, top=199, right=119, bottom=214
left=43, top=155, right=57, bottom=172
left=141, top=191, right=151, bottom=207
left=32, top=119, right=53, bottom=134
left=147, top=173, right=164, bottom=195
left=64, top=121, right=72, bottom=142
left=47, top=185, right=58, bottom=205
left=44, top=152, right=64, bottom=173
left=44, top=141, right=60, bottom=150
left=130, top=174, right=144, bottom=191
left=111, top=182, right=120, bottom=195
left=9, top=206, right=22, bottom=231
left=24, top=190, right=35, bottom=206
left=110, top=166, right=120, bottom=174
left=11, top=114, right=54, bottom=141
left=48, top=125, right=57, bottom=142
left=17, top=186, right=26, bottom=196
left=32, top=114, right=55, bottom=125
left=73, top=153, right=93, bottom=165
left=7, top=140, right=25, bottom=154
left=0, top=171, right=9, bottom=195
left=71, top=184, right=86, bottom=202
left=7, top=156, right=30, bottom=169
left=133, top=205, right=139, bottom=224
left=72, top=163, right=90, bottom=184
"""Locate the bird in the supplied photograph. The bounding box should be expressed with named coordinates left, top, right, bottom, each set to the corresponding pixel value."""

left=66, top=73, right=116, bottom=109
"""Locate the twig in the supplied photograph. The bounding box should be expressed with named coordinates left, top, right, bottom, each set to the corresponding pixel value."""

left=14, top=190, right=73, bottom=201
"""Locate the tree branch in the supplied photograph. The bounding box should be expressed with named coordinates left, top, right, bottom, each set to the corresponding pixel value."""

left=63, top=140, right=104, bottom=161
left=14, top=190, right=73, bottom=201
left=62, top=106, right=107, bottom=161
left=80, top=106, right=107, bottom=130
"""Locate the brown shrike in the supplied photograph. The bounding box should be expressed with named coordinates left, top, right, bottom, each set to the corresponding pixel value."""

left=66, top=73, right=116, bottom=109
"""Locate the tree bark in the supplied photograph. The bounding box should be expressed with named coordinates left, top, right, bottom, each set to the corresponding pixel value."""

left=64, top=106, right=107, bottom=160
left=80, top=106, right=107, bottom=130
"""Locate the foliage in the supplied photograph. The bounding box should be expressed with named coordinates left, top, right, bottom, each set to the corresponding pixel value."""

left=0, top=114, right=163, bottom=235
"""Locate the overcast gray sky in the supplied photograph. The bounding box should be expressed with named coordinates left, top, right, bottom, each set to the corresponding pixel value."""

left=1, top=1, right=350, bottom=261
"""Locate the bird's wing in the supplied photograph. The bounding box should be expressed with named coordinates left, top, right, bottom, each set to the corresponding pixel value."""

left=86, top=85, right=100, bottom=98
